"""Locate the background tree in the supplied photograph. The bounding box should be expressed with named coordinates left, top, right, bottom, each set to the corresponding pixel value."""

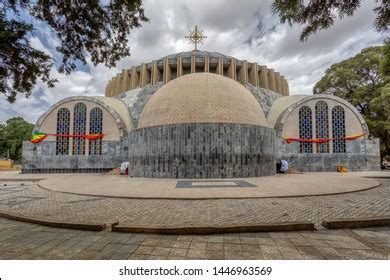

left=314, top=44, right=390, bottom=159
left=272, top=0, right=390, bottom=41
left=0, top=117, right=33, bottom=161
left=0, top=0, right=147, bottom=103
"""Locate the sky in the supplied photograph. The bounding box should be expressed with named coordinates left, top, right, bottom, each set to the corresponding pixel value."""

left=0, top=0, right=386, bottom=124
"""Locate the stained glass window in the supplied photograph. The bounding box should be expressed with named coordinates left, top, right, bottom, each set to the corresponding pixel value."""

left=89, top=107, right=103, bottom=155
left=299, top=106, right=313, bottom=153
left=56, top=108, right=70, bottom=155
left=332, top=106, right=346, bottom=153
left=315, top=101, right=329, bottom=153
left=72, top=103, right=87, bottom=155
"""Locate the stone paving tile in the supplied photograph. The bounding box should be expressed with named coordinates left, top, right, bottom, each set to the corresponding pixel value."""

left=0, top=180, right=389, bottom=228
left=0, top=181, right=390, bottom=260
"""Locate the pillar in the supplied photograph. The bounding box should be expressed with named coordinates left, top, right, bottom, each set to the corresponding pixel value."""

left=191, top=55, right=196, bottom=73
left=227, top=58, right=236, bottom=80
left=130, top=66, right=139, bottom=89
left=268, top=68, right=276, bottom=92
left=239, top=60, right=248, bottom=85
left=163, top=59, right=171, bottom=84
left=275, top=72, right=281, bottom=94
left=151, top=61, right=160, bottom=85
left=204, top=56, right=209, bottom=73
left=216, top=57, right=224, bottom=75
left=177, top=58, right=183, bottom=77
left=249, top=63, right=259, bottom=86
left=259, top=66, right=269, bottom=89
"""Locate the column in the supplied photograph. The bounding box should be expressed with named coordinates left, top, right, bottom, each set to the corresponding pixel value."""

left=204, top=56, right=210, bottom=72
left=216, top=57, right=224, bottom=75
left=130, top=66, right=139, bottom=89
left=239, top=60, right=248, bottom=85
left=249, top=63, right=259, bottom=86
left=259, top=66, right=269, bottom=89
left=177, top=58, right=183, bottom=77
left=275, top=72, right=281, bottom=94
left=163, top=59, right=171, bottom=84
left=268, top=68, right=276, bottom=92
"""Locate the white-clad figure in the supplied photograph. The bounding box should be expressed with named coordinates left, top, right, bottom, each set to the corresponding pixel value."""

left=280, top=160, right=288, bottom=174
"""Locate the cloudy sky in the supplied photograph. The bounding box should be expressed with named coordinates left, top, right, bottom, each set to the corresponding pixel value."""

left=0, top=0, right=386, bottom=123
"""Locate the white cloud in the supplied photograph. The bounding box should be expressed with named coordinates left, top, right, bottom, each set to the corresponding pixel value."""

left=1, top=0, right=386, bottom=124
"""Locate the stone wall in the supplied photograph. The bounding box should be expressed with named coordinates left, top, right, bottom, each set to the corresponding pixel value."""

left=22, top=140, right=128, bottom=173
left=128, top=123, right=276, bottom=178
left=277, top=138, right=381, bottom=172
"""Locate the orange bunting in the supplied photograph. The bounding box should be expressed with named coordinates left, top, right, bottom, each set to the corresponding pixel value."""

left=284, top=133, right=366, bottom=144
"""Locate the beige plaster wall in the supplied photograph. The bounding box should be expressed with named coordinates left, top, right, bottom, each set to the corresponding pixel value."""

left=281, top=98, right=365, bottom=153
left=38, top=100, right=121, bottom=144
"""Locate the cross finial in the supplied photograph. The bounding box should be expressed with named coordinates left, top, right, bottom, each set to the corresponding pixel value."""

left=185, top=25, right=207, bottom=51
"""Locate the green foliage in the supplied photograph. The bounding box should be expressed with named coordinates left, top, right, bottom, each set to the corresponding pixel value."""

left=272, top=0, right=389, bottom=41
left=0, top=117, right=33, bottom=161
left=314, top=45, right=390, bottom=159
left=1, top=0, right=148, bottom=102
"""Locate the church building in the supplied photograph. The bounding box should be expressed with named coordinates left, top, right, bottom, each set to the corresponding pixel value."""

left=22, top=28, right=380, bottom=178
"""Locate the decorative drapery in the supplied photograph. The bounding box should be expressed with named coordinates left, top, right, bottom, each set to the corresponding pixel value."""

left=31, top=132, right=104, bottom=144
left=284, top=133, right=366, bottom=144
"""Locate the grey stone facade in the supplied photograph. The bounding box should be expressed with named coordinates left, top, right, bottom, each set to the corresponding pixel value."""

left=22, top=140, right=128, bottom=173
left=128, top=123, right=276, bottom=179
left=277, top=138, right=381, bottom=172
left=246, top=84, right=282, bottom=117
left=116, top=82, right=164, bottom=128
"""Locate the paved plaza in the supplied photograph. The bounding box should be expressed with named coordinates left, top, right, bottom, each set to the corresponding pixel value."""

left=0, top=218, right=388, bottom=260
left=0, top=171, right=382, bottom=199
left=0, top=171, right=389, bottom=259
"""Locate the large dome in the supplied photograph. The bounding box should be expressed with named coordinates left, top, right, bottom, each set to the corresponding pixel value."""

left=138, top=73, right=267, bottom=128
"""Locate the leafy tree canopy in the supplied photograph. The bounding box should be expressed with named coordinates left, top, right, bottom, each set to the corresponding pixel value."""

left=272, top=0, right=390, bottom=41
left=0, top=117, right=34, bottom=161
left=0, top=0, right=148, bottom=103
left=314, top=43, right=390, bottom=159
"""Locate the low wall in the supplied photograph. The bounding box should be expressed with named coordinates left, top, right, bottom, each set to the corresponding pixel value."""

left=22, top=140, right=128, bottom=173
left=128, top=123, right=276, bottom=178
left=277, top=138, right=381, bottom=172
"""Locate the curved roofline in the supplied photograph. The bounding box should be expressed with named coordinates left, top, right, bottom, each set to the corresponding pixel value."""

left=34, top=96, right=130, bottom=136
left=274, top=94, right=369, bottom=137
left=138, top=72, right=268, bottom=129
left=161, top=50, right=233, bottom=60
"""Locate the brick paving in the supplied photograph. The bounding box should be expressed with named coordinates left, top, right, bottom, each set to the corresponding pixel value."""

left=0, top=179, right=389, bottom=227
left=0, top=218, right=388, bottom=260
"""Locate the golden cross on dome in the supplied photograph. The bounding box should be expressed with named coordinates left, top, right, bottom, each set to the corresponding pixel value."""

left=185, top=25, right=207, bottom=51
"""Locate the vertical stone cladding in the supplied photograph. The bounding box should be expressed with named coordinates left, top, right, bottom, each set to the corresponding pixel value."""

left=191, top=56, right=196, bottom=73
left=130, top=66, right=139, bottom=89
left=204, top=56, right=210, bottom=72
left=177, top=57, right=183, bottom=77
left=259, top=66, right=269, bottom=89
left=275, top=72, right=281, bottom=94
left=128, top=123, right=276, bottom=178
left=249, top=63, right=259, bottom=86
left=216, top=57, right=224, bottom=75
left=239, top=60, right=248, bottom=85
left=163, top=59, right=171, bottom=83
left=268, top=69, right=276, bottom=92
left=140, top=64, right=150, bottom=87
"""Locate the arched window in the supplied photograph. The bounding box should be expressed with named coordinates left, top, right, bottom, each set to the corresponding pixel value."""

left=332, top=106, right=346, bottom=153
left=299, top=106, right=313, bottom=153
left=56, top=108, right=70, bottom=155
left=89, top=107, right=103, bottom=155
left=73, top=103, right=87, bottom=155
left=315, top=101, right=329, bottom=153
